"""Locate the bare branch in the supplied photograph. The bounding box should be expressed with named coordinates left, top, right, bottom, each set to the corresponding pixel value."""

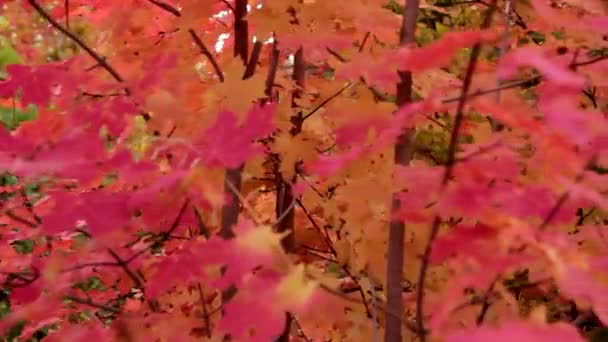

left=416, top=4, right=497, bottom=340
left=188, top=29, right=225, bottom=82
left=27, top=0, right=126, bottom=88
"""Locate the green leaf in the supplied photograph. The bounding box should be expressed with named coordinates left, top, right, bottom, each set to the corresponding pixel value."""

left=327, top=262, right=347, bottom=277
left=11, top=239, right=35, bottom=254
left=0, top=45, right=20, bottom=69
left=435, top=22, right=450, bottom=36
left=526, top=31, right=546, bottom=45
left=0, top=104, right=38, bottom=130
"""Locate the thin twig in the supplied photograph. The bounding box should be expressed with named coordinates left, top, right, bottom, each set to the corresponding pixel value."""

left=476, top=278, right=498, bottom=325
left=197, top=283, right=212, bottom=338
left=64, top=0, right=70, bottom=29
left=27, top=0, right=126, bottom=88
left=107, top=248, right=144, bottom=289
left=302, top=82, right=352, bottom=121
left=243, top=40, right=262, bottom=80
left=219, top=0, right=235, bottom=12
left=415, top=4, right=497, bottom=340
left=290, top=314, right=311, bottom=342
left=148, top=0, right=181, bottom=16
left=188, top=29, right=225, bottom=82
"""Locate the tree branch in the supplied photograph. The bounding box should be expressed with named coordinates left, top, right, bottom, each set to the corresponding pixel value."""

left=27, top=0, right=126, bottom=88
left=385, top=0, right=420, bottom=341
left=415, top=4, right=497, bottom=340
left=188, top=29, right=225, bottom=82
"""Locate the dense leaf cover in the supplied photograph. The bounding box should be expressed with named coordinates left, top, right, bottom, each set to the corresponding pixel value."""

left=0, top=0, right=606, bottom=341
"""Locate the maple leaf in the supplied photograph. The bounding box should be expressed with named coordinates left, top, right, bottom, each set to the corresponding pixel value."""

left=195, top=104, right=275, bottom=168
left=430, top=223, right=498, bottom=263
left=393, top=30, right=494, bottom=72
left=42, top=190, right=131, bottom=236
left=211, top=59, right=268, bottom=116
left=145, top=243, right=204, bottom=298
left=0, top=131, right=108, bottom=181
left=498, top=47, right=586, bottom=88
left=45, top=322, right=112, bottom=342
left=0, top=61, right=77, bottom=107
left=274, top=264, right=318, bottom=312
left=446, top=321, right=585, bottom=342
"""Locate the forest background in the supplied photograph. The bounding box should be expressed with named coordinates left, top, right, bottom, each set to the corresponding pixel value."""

left=0, top=0, right=606, bottom=341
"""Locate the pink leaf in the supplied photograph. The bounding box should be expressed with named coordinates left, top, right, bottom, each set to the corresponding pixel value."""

left=42, top=190, right=131, bottom=236
left=393, top=30, right=493, bottom=72
left=446, top=321, right=585, bottom=342
left=431, top=223, right=498, bottom=263
left=498, top=47, right=586, bottom=88
left=0, top=62, right=77, bottom=107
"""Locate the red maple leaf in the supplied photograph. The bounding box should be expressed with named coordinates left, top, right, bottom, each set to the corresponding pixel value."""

left=195, top=104, right=275, bottom=168
left=0, top=62, right=77, bottom=107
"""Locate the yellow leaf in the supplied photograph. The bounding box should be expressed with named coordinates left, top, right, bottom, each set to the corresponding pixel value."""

left=275, top=264, right=317, bottom=310
left=236, top=224, right=287, bottom=254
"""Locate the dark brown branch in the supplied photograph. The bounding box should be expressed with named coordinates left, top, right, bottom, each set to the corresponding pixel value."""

left=197, top=283, right=212, bottom=338
left=158, top=198, right=191, bottom=242
left=147, top=0, right=225, bottom=82
left=571, top=54, right=608, bottom=68
left=295, top=198, right=373, bottom=318
left=275, top=45, right=306, bottom=342
left=301, top=82, right=351, bottom=122
left=359, top=32, right=371, bottom=52
left=415, top=5, right=496, bottom=341
left=290, top=314, right=311, bottom=342
left=442, top=76, right=541, bottom=104
left=107, top=248, right=144, bottom=289
left=219, top=0, right=235, bottom=13
left=326, top=47, right=348, bottom=62
left=476, top=278, right=498, bottom=325
left=265, top=38, right=280, bottom=100
left=219, top=0, right=249, bottom=240
left=243, top=41, right=262, bottom=80
left=385, top=0, right=420, bottom=341
left=316, top=282, right=421, bottom=334
left=188, top=29, right=225, bottom=82
left=123, top=198, right=192, bottom=264
left=537, top=156, right=595, bottom=233
left=219, top=167, right=243, bottom=240
left=27, top=0, right=126, bottom=87
left=5, top=209, right=38, bottom=228
left=64, top=0, right=70, bottom=29
left=233, top=0, right=249, bottom=64
left=148, top=0, right=181, bottom=16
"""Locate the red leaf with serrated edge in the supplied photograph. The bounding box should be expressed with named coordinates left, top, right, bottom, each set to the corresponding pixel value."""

left=195, top=104, right=275, bottom=168
left=307, top=145, right=364, bottom=177
left=42, top=190, right=131, bottom=236
left=0, top=62, right=77, bottom=107
left=0, top=129, right=109, bottom=181
left=446, top=321, right=585, bottom=342
left=430, top=224, right=498, bottom=263
left=392, top=30, right=493, bottom=72
left=45, top=322, right=112, bottom=342
left=219, top=270, right=284, bottom=341
left=498, top=47, right=586, bottom=88
left=531, top=0, right=608, bottom=34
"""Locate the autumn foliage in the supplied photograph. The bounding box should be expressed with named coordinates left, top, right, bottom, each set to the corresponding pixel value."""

left=0, top=0, right=606, bottom=341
